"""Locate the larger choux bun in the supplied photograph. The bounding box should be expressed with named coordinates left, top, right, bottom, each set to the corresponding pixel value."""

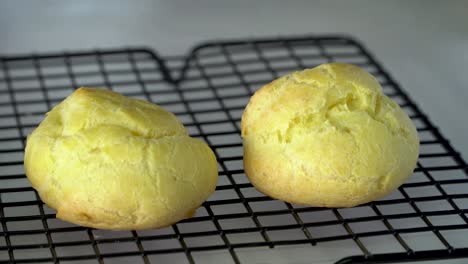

left=241, top=63, right=419, bottom=207
left=25, top=87, right=218, bottom=230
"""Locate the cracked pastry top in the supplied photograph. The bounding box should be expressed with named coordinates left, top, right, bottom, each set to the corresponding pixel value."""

left=241, top=63, right=419, bottom=207
left=24, top=87, right=218, bottom=230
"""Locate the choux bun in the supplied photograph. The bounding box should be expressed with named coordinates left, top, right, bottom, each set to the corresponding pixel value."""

left=241, top=63, right=419, bottom=207
left=25, top=87, right=218, bottom=230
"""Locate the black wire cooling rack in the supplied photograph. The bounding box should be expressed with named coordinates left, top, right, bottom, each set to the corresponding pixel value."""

left=0, top=35, right=467, bottom=264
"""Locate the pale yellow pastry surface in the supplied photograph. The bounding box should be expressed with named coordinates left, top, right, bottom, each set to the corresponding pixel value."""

left=24, top=87, right=218, bottom=230
left=241, top=63, right=419, bottom=207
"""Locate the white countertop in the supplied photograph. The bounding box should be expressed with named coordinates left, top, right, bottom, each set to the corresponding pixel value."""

left=1, top=0, right=467, bottom=158
left=1, top=1, right=467, bottom=263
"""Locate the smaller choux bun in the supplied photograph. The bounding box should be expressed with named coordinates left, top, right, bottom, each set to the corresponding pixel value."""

left=241, top=63, right=419, bottom=207
left=24, top=87, right=218, bottom=230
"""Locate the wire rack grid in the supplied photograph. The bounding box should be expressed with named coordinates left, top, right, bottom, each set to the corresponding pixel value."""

left=0, top=35, right=467, bottom=264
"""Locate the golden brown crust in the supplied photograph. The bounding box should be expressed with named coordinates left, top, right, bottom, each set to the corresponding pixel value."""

left=241, top=63, right=419, bottom=207
left=24, top=87, right=218, bottom=230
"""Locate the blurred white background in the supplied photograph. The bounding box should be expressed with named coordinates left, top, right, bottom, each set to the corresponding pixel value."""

left=1, top=1, right=468, bottom=263
left=2, top=0, right=467, bottom=159
left=1, top=0, right=467, bottom=158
